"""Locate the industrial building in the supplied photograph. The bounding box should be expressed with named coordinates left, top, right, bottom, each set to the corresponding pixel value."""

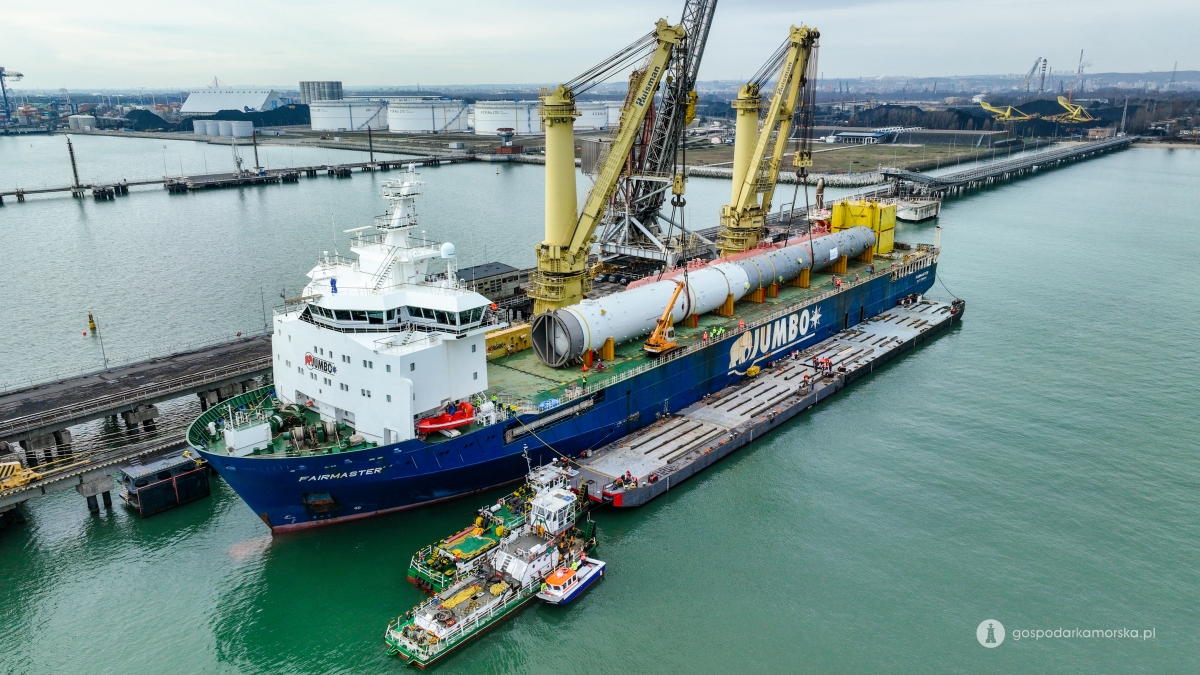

left=386, top=97, right=468, bottom=133
left=473, top=100, right=539, bottom=135
left=180, top=90, right=284, bottom=116
left=310, top=99, right=388, bottom=131
left=457, top=262, right=521, bottom=301
left=299, top=81, right=343, bottom=104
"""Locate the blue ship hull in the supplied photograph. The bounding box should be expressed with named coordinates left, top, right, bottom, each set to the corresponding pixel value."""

left=199, top=264, right=937, bottom=531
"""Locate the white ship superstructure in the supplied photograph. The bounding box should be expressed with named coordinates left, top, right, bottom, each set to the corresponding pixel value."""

left=271, top=167, right=500, bottom=446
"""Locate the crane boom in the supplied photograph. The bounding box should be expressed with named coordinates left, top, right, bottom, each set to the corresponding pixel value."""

left=979, top=101, right=1035, bottom=122
left=1048, top=95, right=1095, bottom=123
left=716, top=25, right=819, bottom=257
left=529, top=19, right=686, bottom=315
left=623, top=0, right=718, bottom=227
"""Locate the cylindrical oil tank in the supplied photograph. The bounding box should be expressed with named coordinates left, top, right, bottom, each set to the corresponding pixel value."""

left=473, top=100, right=540, bottom=136
left=530, top=227, right=876, bottom=367
left=606, top=103, right=623, bottom=127
left=200, top=120, right=218, bottom=135
left=575, top=102, right=609, bottom=131
left=310, top=99, right=389, bottom=132
left=217, top=120, right=233, bottom=136
left=193, top=120, right=206, bottom=135
left=386, top=98, right=468, bottom=133
left=230, top=120, right=254, bottom=137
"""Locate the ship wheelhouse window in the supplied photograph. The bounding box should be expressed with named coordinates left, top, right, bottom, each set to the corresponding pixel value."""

left=367, top=311, right=384, bottom=325
left=335, top=310, right=351, bottom=321
left=386, top=309, right=395, bottom=321
left=421, top=307, right=436, bottom=321
left=351, top=310, right=367, bottom=322
left=435, top=310, right=451, bottom=325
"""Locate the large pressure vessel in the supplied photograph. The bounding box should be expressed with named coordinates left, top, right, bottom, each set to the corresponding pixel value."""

left=531, top=227, right=875, bottom=367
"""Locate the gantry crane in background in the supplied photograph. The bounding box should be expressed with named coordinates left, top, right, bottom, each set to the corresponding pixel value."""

left=1022, top=57, right=1045, bottom=94
left=528, top=19, right=686, bottom=314
left=715, top=24, right=820, bottom=257
left=596, top=0, right=719, bottom=271
left=0, top=67, right=24, bottom=122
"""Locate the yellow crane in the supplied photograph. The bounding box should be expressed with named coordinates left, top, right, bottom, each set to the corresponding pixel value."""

left=529, top=19, right=686, bottom=315
left=979, top=101, right=1036, bottom=122
left=643, top=280, right=686, bottom=355
left=1047, top=95, right=1096, bottom=123
left=716, top=25, right=820, bottom=257
left=0, top=461, right=41, bottom=491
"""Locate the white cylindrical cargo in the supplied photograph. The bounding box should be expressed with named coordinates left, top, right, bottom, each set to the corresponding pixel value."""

left=217, top=120, right=233, bottom=136
left=531, top=227, right=877, bottom=367
left=193, top=120, right=206, bottom=135
left=310, top=100, right=389, bottom=132
left=575, top=102, right=609, bottom=131
left=472, top=100, right=539, bottom=135
left=386, top=98, right=468, bottom=133
left=230, top=120, right=254, bottom=137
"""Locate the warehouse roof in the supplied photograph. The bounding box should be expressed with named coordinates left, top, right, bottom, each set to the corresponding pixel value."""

left=181, top=90, right=284, bottom=115
left=458, top=262, right=519, bottom=282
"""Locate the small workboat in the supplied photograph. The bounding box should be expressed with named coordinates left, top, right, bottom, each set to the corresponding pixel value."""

left=536, top=556, right=605, bottom=605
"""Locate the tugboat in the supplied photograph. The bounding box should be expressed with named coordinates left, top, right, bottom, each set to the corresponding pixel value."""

left=386, top=461, right=597, bottom=667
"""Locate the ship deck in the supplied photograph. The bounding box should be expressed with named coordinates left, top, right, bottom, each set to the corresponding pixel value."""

left=485, top=251, right=901, bottom=408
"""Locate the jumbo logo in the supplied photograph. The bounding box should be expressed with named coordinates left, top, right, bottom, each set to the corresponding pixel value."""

left=305, top=353, right=337, bottom=374
left=728, top=305, right=822, bottom=370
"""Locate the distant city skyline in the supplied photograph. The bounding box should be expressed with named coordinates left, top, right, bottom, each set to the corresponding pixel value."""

left=3, top=0, right=1196, bottom=90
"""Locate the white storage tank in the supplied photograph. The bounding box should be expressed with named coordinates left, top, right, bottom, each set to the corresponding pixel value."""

left=386, top=97, right=468, bottom=133
left=217, top=120, right=233, bottom=136
left=310, top=99, right=389, bottom=132
left=193, top=120, right=206, bottom=135
left=576, top=102, right=609, bottom=131
left=607, top=103, right=623, bottom=127
left=473, top=100, right=540, bottom=136
left=230, top=120, right=254, bottom=137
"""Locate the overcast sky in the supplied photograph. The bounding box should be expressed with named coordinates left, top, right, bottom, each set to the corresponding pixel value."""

left=4, top=0, right=1196, bottom=90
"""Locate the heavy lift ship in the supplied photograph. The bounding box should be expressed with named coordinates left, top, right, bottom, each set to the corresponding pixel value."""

left=186, top=8, right=961, bottom=534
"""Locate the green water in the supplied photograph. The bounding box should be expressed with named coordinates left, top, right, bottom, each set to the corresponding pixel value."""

left=2, top=141, right=1199, bottom=673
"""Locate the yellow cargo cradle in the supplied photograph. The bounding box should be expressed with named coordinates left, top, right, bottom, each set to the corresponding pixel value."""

left=831, top=199, right=895, bottom=255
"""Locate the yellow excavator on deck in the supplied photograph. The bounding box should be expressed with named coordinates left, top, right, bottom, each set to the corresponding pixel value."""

left=643, top=281, right=686, bottom=355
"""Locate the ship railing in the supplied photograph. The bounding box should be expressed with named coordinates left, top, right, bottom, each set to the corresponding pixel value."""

left=392, top=581, right=541, bottom=660
left=561, top=251, right=937, bottom=402
left=409, top=546, right=457, bottom=588
left=305, top=278, right=474, bottom=298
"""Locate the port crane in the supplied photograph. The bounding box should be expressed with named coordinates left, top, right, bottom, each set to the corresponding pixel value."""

left=1022, top=57, right=1049, bottom=95
left=529, top=19, right=686, bottom=314
left=0, top=67, right=23, bottom=121
left=1047, top=94, right=1096, bottom=123
left=715, top=25, right=820, bottom=257
left=979, top=101, right=1037, bottom=122
left=596, top=0, right=719, bottom=271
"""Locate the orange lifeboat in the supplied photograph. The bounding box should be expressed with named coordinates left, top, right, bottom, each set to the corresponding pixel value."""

left=416, top=402, right=475, bottom=435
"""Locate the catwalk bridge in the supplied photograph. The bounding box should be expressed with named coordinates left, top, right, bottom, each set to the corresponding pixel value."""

left=881, top=136, right=1136, bottom=196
